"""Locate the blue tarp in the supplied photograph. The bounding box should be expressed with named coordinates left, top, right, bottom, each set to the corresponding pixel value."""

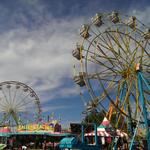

left=59, top=137, right=78, bottom=148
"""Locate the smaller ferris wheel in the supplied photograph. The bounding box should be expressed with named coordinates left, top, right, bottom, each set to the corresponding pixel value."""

left=0, top=81, right=42, bottom=126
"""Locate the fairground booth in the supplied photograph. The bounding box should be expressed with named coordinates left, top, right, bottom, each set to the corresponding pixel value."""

left=0, top=120, right=71, bottom=149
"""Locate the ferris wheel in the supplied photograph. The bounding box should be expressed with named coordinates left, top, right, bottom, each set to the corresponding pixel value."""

left=0, top=81, right=42, bottom=126
left=73, top=11, right=150, bottom=147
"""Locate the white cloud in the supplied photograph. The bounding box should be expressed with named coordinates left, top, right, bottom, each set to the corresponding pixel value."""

left=42, top=105, right=67, bottom=113
left=130, top=6, right=150, bottom=26
left=0, top=17, right=85, bottom=111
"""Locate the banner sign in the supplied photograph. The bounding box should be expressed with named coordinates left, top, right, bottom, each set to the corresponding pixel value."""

left=17, top=120, right=61, bottom=132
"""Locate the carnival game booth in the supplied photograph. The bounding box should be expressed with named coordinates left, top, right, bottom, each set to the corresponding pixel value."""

left=0, top=121, right=71, bottom=149
left=12, top=121, right=70, bottom=149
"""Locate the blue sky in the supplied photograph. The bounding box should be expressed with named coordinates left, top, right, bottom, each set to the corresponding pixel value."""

left=0, top=0, right=149, bottom=127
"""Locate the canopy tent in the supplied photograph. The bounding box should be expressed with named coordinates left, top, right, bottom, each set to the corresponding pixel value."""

left=0, top=127, right=11, bottom=137
left=100, top=117, right=110, bottom=126
left=98, top=117, right=128, bottom=138
left=85, top=130, right=111, bottom=137
left=85, top=117, right=128, bottom=138
left=85, top=117, right=112, bottom=137
left=0, top=127, right=11, bottom=133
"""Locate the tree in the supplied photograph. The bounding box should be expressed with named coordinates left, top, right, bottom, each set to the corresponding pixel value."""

left=82, top=109, right=106, bottom=125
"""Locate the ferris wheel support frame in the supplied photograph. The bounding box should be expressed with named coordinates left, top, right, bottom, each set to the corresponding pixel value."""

left=137, top=71, right=150, bottom=149
left=129, top=71, right=150, bottom=150
left=117, top=81, right=135, bottom=136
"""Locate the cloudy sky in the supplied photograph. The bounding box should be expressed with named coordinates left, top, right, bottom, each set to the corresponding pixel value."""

left=0, top=0, right=149, bottom=127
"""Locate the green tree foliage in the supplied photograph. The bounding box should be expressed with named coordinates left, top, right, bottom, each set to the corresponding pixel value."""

left=82, top=110, right=106, bottom=125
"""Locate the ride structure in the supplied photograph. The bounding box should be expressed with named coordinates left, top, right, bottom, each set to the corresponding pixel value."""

left=0, top=81, right=42, bottom=127
left=73, top=11, right=150, bottom=149
left=59, top=123, right=100, bottom=150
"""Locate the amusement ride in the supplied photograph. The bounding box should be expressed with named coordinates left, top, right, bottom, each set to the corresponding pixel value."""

left=73, top=11, right=150, bottom=149
left=0, top=81, right=42, bottom=127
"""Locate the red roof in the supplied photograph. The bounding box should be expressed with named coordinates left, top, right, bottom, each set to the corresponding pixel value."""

left=0, top=127, right=11, bottom=133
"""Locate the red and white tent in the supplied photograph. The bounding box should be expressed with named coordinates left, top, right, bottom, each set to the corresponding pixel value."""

left=85, top=130, right=111, bottom=137
left=85, top=117, right=128, bottom=138
left=85, top=117, right=111, bottom=137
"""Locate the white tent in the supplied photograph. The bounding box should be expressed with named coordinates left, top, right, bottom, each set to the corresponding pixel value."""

left=85, top=117, right=128, bottom=138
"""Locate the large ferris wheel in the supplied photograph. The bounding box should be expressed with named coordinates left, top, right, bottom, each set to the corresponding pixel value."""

left=73, top=11, right=150, bottom=148
left=0, top=81, right=42, bottom=126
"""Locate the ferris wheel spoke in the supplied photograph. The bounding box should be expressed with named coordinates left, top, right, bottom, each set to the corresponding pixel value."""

left=144, top=89, right=150, bottom=96
left=118, top=31, right=131, bottom=53
left=139, top=40, right=148, bottom=63
left=13, top=89, right=24, bottom=109
left=90, top=56, right=120, bottom=74
left=93, top=69, right=119, bottom=82
left=102, top=32, right=130, bottom=68
left=97, top=73, right=118, bottom=95
left=95, top=43, right=124, bottom=71
left=88, top=67, right=119, bottom=79
left=90, top=76, right=119, bottom=83
left=141, top=40, right=150, bottom=58
left=92, top=56, right=123, bottom=73
left=0, top=107, right=7, bottom=113
left=114, top=31, right=131, bottom=54
left=0, top=102, right=8, bottom=111
left=96, top=71, right=120, bottom=82
left=1, top=89, right=10, bottom=106
left=89, top=27, right=102, bottom=39
left=84, top=46, right=118, bottom=64
left=16, top=99, right=33, bottom=109
left=124, top=26, right=131, bottom=51
left=96, top=73, right=127, bottom=114
left=86, top=71, right=117, bottom=79
left=8, top=87, right=13, bottom=106
left=0, top=96, right=8, bottom=108
left=106, top=31, right=127, bottom=54
left=15, top=93, right=30, bottom=108
left=130, top=40, right=143, bottom=59
left=15, top=108, right=27, bottom=113
left=11, top=87, right=18, bottom=108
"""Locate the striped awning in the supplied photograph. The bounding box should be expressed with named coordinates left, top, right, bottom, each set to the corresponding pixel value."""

left=85, top=131, right=111, bottom=137
left=116, top=129, right=128, bottom=138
